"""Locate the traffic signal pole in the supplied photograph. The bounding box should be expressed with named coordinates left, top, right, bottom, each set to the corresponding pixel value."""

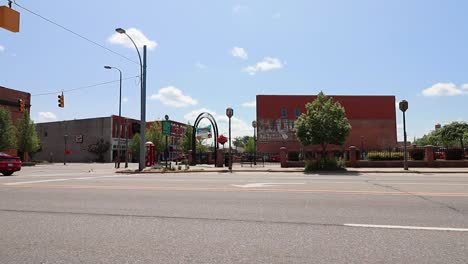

left=139, top=45, right=147, bottom=172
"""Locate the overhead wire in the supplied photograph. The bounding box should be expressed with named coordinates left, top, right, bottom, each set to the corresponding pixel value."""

left=32, top=75, right=140, bottom=97
left=11, top=0, right=140, bottom=65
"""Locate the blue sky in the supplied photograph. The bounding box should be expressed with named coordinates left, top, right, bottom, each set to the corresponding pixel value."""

left=1, top=0, right=468, bottom=141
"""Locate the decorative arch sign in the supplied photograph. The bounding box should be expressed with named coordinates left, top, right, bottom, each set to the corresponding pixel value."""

left=191, top=112, right=219, bottom=166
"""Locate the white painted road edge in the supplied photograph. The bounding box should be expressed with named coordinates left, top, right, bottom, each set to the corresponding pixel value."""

left=344, top=223, right=468, bottom=232
left=3, top=175, right=131, bottom=186
left=232, top=183, right=305, bottom=188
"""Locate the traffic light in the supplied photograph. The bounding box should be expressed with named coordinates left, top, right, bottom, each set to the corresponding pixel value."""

left=58, top=93, right=64, bottom=108
left=18, top=98, right=25, bottom=112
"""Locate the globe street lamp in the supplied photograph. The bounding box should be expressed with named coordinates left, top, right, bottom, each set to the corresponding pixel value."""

left=399, top=100, right=409, bottom=170
left=252, top=120, right=257, bottom=165
left=115, top=27, right=147, bottom=171
left=104, top=65, right=123, bottom=168
left=226, top=107, right=234, bottom=172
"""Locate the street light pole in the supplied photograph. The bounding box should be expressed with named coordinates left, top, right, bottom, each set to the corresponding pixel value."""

left=104, top=65, right=123, bottom=168
left=115, top=28, right=146, bottom=171
left=226, top=108, right=233, bottom=172
left=252, top=120, right=257, bottom=166
left=399, top=100, right=409, bottom=170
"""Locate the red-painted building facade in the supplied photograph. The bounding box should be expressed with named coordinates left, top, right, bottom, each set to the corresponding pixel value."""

left=0, top=86, right=31, bottom=156
left=256, top=95, right=397, bottom=153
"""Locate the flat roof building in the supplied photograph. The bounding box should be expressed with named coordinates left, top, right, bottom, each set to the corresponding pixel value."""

left=256, top=95, right=397, bottom=153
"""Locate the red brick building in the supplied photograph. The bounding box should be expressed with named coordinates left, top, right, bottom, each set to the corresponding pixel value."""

left=256, top=95, right=397, bottom=153
left=0, top=86, right=31, bottom=156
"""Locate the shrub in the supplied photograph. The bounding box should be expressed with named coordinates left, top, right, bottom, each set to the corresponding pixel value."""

left=288, top=152, right=300, bottom=161
left=410, top=149, right=425, bottom=160
left=305, top=157, right=346, bottom=172
left=445, top=149, right=464, bottom=160
left=367, top=151, right=403, bottom=161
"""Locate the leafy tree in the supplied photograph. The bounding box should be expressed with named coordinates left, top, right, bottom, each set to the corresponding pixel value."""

left=439, top=122, right=468, bottom=148
left=0, top=107, right=16, bottom=151
left=295, top=92, right=351, bottom=155
left=244, top=137, right=255, bottom=154
left=233, top=136, right=244, bottom=150
left=16, top=112, right=40, bottom=160
left=146, top=122, right=168, bottom=155
left=87, top=138, right=110, bottom=162
left=178, top=125, right=193, bottom=154
left=129, top=133, right=141, bottom=160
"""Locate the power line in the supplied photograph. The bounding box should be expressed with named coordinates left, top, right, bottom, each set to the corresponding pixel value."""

left=11, top=0, right=140, bottom=65
left=32, top=75, right=140, bottom=97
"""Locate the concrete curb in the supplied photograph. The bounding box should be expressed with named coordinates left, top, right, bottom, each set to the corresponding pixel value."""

left=116, top=168, right=468, bottom=174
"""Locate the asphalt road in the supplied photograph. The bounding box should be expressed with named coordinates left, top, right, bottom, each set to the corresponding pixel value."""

left=0, top=164, right=467, bottom=263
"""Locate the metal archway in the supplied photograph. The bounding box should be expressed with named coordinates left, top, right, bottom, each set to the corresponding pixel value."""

left=191, top=112, right=219, bottom=166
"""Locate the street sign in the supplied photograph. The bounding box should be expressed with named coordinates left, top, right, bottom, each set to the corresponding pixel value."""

left=162, top=121, right=171, bottom=136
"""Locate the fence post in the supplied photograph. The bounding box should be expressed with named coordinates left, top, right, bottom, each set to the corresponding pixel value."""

left=349, top=146, right=357, bottom=168
left=280, top=147, right=288, bottom=168
left=425, top=145, right=435, bottom=167
left=188, top=150, right=193, bottom=165
left=216, top=149, right=224, bottom=167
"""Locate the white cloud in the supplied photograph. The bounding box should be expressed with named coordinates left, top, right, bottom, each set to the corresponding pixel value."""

left=108, top=28, right=157, bottom=50
left=230, top=47, right=248, bottom=60
left=195, top=62, right=207, bottom=69
left=463, top=84, right=468, bottom=90
left=122, top=97, right=129, bottom=103
left=242, top=100, right=256, bottom=107
left=0, top=45, right=4, bottom=52
left=150, top=86, right=197, bottom=108
left=242, top=57, right=283, bottom=75
left=38, top=112, right=57, bottom=122
left=422, top=83, right=468, bottom=96
left=184, top=108, right=253, bottom=138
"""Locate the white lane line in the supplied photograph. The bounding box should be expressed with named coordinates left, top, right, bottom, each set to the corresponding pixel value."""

left=344, top=223, right=468, bottom=232
left=4, top=179, right=70, bottom=185
left=232, top=182, right=305, bottom=188
left=4, top=175, right=132, bottom=186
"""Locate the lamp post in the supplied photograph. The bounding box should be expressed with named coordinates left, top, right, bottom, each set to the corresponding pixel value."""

left=164, top=114, right=169, bottom=169
left=252, top=120, right=257, bottom=165
left=226, top=107, right=233, bottom=172
left=399, top=100, right=409, bottom=170
left=104, top=65, right=123, bottom=168
left=115, top=28, right=147, bottom=171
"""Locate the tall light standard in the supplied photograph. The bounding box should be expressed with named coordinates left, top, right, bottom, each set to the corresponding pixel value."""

left=252, top=120, right=257, bottom=165
left=115, top=27, right=147, bottom=171
left=399, top=100, right=409, bottom=170
left=104, top=65, right=123, bottom=168
left=226, top=107, right=233, bottom=172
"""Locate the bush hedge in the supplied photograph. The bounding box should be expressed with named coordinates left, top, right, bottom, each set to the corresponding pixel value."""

left=445, top=149, right=464, bottom=160
left=410, top=149, right=425, bottom=160
left=367, top=151, right=403, bottom=161
left=305, top=157, right=346, bottom=172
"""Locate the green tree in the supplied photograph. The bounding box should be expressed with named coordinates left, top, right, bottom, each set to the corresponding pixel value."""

left=244, top=137, right=255, bottom=154
left=146, top=122, right=167, bottom=155
left=0, top=107, right=16, bottom=151
left=232, top=136, right=244, bottom=150
left=295, top=92, right=351, bottom=155
left=16, top=112, right=40, bottom=160
left=178, top=125, right=193, bottom=154
left=87, top=138, right=110, bottom=162
left=439, top=122, right=468, bottom=148
left=129, top=133, right=141, bottom=160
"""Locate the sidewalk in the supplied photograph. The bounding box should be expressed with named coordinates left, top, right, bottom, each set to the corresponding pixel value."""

left=118, top=163, right=468, bottom=174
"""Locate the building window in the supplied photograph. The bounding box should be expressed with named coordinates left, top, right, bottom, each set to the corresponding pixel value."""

left=281, top=108, right=287, bottom=118
left=294, top=108, right=300, bottom=117
left=44, top=131, right=48, bottom=137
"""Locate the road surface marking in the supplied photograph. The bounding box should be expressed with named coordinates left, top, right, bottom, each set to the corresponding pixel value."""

left=344, top=223, right=468, bottom=232
left=7, top=184, right=468, bottom=197
left=232, top=182, right=305, bottom=188
left=3, top=175, right=132, bottom=186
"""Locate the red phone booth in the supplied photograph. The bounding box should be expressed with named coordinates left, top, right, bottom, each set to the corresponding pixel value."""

left=145, top=141, right=155, bottom=167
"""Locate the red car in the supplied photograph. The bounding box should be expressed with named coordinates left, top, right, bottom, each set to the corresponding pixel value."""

left=0, top=152, right=22, bottom=176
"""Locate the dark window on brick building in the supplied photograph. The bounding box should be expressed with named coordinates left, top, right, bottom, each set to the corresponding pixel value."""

left=281, top=108, right=287, bottom=118
left=294, top=108, right=300, bottom=117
